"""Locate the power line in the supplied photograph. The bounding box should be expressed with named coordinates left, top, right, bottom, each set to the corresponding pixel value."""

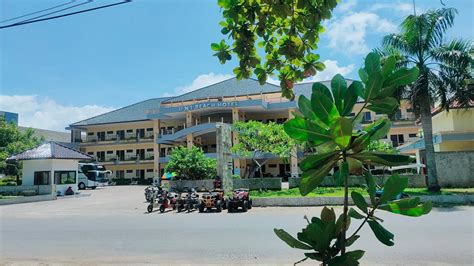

left=0, top=0, right=132, bottom=30
left=0, top=0, right=76, bottom=24
left=13, top=0, right=93, bottom=25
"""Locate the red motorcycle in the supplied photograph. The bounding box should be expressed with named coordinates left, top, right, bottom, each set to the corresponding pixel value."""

left=147, top=191, right=178, bottom=213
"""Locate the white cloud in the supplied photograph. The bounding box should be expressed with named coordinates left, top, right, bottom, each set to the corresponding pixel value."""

left=337, top=0, right=357, bottom=12
left=326, top=12, right=398, bottom=55
left=164, top=72, right=233, bottom=97
left=370, top=2, right=414, bottom=14
left=0, top=95, right=115, bottom=132
left=303, top=60, right=355, bottom=82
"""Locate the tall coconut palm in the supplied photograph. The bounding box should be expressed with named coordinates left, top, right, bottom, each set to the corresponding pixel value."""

left=377, top=8, right=472, bottom=191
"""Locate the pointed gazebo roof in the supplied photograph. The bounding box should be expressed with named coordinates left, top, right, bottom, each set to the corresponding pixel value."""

left=7, top=141, right=92, bottom=161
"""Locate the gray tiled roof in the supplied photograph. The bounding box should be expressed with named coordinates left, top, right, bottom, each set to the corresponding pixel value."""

left=8, top=141, right=92, bottom=161
left=162, top=77, right=281, bottom=103
left=19, top=126, right=70, bottom=143
left=70, top=98, right=168, bottom=127
left=293, top=79, right=355, bottom=98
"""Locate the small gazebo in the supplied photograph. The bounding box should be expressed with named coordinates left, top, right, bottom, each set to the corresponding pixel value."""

left=8, top=141, right=92, bottom=195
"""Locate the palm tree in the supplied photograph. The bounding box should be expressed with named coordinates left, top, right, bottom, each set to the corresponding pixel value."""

left=377, top=8, right=472, bottom=191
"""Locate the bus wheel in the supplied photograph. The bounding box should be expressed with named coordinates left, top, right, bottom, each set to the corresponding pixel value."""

left=78, top=182, right=86, bottom=190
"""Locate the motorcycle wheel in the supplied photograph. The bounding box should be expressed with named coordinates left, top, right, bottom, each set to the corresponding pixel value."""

left=242, top=200, right=248, bottom=212
left=198, top=204, right=204, bottom=213
left=216, top=200, right=222, bottom=213
left=159, top=205, right=165, bottom=213
left=147, top=205, right=153, bottom=213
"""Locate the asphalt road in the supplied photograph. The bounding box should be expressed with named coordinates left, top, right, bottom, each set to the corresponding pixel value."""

left=0, top=186, right=473, bottom=265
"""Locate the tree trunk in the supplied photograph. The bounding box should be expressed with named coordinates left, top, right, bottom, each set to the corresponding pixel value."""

left=419, top=98, right=441, bottom=192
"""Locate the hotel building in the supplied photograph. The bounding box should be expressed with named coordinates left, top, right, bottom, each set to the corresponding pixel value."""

left=68, top=77, right=421, bottom=180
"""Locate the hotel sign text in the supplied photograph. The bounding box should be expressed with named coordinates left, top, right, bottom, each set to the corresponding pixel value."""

left=177, top=101, right=239, bottom=112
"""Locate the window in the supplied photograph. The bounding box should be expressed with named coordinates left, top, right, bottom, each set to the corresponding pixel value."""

left=363, top=112, right=372, bottom=122
left=107, top=131, right=113, bottom=134
left=406, top=108, right=414, bottom=113
left=106, top=151, right=113, bottom=154
left=116, top=170, right=125, bottom=178
left=87, top=132, right=94, bottom=136
left=34, top=171, right=50, bottom=185
left=126, top=129, right=133, bottom=133
left=349, top=112, right=356, bottom=117
left=54, top=171, right=76, bottom=185
left=146, top=128, right=153, bottom=132
left=126, top=149, right=133, bottom=153
left=146, top=148, right=153, bottom=152
left=268, top=164, right=277, bottom=168
left=146, top=169, right=153, bottom=173
left=87, top=152, right=94, bottom=155
left=409, top=133, right=417, bottom=138
left=390, top=134, right=405, bottom=147
left=126, top=170, right=133, bottom=173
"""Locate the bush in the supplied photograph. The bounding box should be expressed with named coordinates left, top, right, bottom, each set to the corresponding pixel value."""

left=0, top=176, right=18, bottom=186
left=114, top=178, right=132, bottom=185
left=165, top=146, right=216, bottom=180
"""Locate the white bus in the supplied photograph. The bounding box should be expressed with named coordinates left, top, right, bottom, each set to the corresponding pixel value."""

left=78, top=163, right=111, bottom=190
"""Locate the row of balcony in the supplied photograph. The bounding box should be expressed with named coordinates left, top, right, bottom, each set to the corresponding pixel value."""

left=95, top=153, right=155, bottom=164
left=80, top=131, right=155, bottom=143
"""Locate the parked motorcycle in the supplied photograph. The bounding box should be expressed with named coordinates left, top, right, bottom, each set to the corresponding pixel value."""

left=147, top=190, right=178, bottom=213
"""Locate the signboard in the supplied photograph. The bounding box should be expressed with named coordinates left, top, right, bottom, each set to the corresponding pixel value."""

left=177, top=101, right=238, bottom=112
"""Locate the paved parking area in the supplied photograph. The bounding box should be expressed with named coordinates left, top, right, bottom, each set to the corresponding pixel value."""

left=0, top=186, right=473, bottom=265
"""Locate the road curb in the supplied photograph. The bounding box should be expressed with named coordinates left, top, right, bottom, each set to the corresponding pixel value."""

left=252, top=194, right=474, bottom=207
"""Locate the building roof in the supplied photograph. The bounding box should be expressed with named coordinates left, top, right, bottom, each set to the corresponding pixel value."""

left=70, top=98, right=168, bottom=127
left=68, top=77, right=356, bottom=127
left=19, top=126, right=70, bottom=143
left=7, top=141, right=92, bottom=161
left=162, top=77, right=281, bottom=103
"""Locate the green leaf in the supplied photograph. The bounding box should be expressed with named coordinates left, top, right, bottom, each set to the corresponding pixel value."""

left=351, top=118, right=391, bottom=152
left=365, top=52, right=381, bottom=75
left=331, top=74, right=347, bottom=114
left=342, top=81, right=362, bottom=116
left=346, top=235, right=360, bottom=246
left=383, top=67, right=420, bottom=88
left=299, top=161, right=336, bottom=196
left=358, top=68, right=368, bottom=84
left=364, top=172, right=377, bottom=206
left=321, top=207, right=336, bottom=224
left=312, top=82, right=333, bottom=101
left=379, top=198, right=433, bottom=217
left=379, top=174, right=409, bottom=204
left=366, top=97, right=399, bottom=115
left=330, top=117, right=352, bottom=148
left=335, top=212, right=351, bottom=234
left=311, top=90, right=340, bottom=126
left=381, top=56, right=396, bottom=78
left=328, top=254, right=359, bottom=266
left=284, top=118, right=332, bottom=142
left=302, top=221, right=326, bottom=251
left=274, top=228, right=313, bottom=250
left=348, top=208, right=365, bottom=219
left=367, top=220, right=394, bottom=246
left=364, top=72, right=383, bottom=101
left=298, top=95, right=317, bottom=120
left=351, top=191, right=368, bottom=213
left=211, top=43, right=220, bottom=51
left=304, top=252, right=324, bottom=261
left=300, top=151, right=339, bottom=171
left=351, top=152, right=412, bottom=167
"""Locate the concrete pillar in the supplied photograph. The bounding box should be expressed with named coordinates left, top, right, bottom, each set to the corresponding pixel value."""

left=153, top=119, right=160, bottom=177
left=186, top=111, right=194, bottom=149
left=232, top=108, right=244, bottom=177
left=288, top=108, right=299, bottom=177
left=187, top=134, right=193, bottom=149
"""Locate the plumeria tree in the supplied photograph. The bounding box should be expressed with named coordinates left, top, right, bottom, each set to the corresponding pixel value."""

left=232, top=120, right=296, bottom=178
left=274, top=52, right=432, bottom=265
left=212, top=0, right=338, bottom=99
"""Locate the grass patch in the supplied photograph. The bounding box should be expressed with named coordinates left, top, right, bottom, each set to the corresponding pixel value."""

left=251, top=187, right=474, bottom=198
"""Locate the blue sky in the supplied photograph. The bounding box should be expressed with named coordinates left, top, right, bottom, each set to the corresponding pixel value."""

left=0, top=0, right=472, bottom=131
